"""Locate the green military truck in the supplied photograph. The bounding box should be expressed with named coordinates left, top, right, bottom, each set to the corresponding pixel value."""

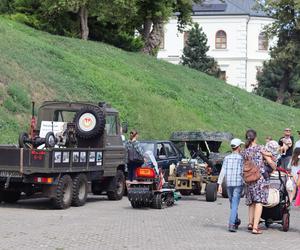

left=0, top=101, right=126, bottom=209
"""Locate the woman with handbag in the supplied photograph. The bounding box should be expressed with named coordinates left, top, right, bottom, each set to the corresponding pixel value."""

left=242, top=129, right=276, bottom=234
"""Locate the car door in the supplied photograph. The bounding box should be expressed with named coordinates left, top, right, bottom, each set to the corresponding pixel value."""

left=163, top=142, right=181, bottom=166
left=155, top=142, right=169, bottom=172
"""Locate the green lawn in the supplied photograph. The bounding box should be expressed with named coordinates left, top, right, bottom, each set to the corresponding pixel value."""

left=0, top=17, right=299, bottom=144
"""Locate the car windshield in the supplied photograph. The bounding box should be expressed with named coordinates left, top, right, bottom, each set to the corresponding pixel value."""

left=140, top=142, right=155, bottom=155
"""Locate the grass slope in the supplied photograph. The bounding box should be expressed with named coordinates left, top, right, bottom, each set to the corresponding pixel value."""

left=0, top=17, right=299, bottom=144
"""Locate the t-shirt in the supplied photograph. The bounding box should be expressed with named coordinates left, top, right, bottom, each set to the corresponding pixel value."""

left=291, top=165, right=300, bottom=183
left=278, top=136, right=294, bottom=157
left=294, top=140, right=300, bottom=149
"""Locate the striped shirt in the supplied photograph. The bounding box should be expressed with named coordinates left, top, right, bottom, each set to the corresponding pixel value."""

left=217, top=153, right=244, bottom=187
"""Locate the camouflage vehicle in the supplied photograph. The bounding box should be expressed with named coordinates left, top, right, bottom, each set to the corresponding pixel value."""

left=0, top=101, right=126, bottom=209
left=169, top=131, right=233, bottom=201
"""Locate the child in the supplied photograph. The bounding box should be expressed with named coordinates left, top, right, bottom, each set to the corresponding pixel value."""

left=280, top=137, right=293, bottom=155
left=262, top=140, right=280, bottom=179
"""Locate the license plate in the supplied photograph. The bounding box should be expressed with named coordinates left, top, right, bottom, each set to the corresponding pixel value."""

left=0, top=171, right=22, bottom=178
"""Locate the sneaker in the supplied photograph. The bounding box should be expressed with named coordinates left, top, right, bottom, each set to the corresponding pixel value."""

left=228, top=225, right=237, bottom=232
left=235, top=219, right=241, bottom=229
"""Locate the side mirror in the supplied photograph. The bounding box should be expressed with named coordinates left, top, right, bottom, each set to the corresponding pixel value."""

left=158, top=155, right=167, bottom=160
left=121, top=121, right=128, bottom=134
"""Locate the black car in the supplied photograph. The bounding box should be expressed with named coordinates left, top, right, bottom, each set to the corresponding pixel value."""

left=139, top=140, right=183, bottom=177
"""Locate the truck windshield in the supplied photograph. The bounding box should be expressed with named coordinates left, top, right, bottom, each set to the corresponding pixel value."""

left=54, top=111, right=76, bottom=122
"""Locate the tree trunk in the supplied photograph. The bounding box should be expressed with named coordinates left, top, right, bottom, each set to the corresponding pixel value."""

left=142, top=20, right=164, bottom=56
left=276, top=75, right=289, bottom=104
left=79, top=6, right=89, bottom=40
left=141, top=19, right=152, bottom=41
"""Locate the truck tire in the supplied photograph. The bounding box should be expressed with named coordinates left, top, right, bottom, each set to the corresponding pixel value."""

left=193, top=182, right=202, bottom=195
left=1, top=190, right=21, bottom=203
left=73, top=106, right=105, bottom=139
left=72, top=174, right=88, bottom=207
left=107, top=170, right=125, bottom=200
left=52, top=175, right=73, bottom=209
left=206, top=183, right=218, bottom=202
left=180, top=190, right=192, bottom=196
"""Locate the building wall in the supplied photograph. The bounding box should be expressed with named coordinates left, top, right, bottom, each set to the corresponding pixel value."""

left=157, top=15, right=274, bottom=91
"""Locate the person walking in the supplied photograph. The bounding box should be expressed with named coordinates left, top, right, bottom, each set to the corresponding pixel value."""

left=125, top=129, right=144, bottom=181
left=217, top=138, right=244, bottom=232
left=287, top=148, right=300, bottom=203
left=242, top=129, right=276, bottom=235
left=278, top=128, right=294, bottom=170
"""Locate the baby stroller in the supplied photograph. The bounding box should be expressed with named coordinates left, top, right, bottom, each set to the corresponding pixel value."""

left=261, top=168, right=291, bottom=232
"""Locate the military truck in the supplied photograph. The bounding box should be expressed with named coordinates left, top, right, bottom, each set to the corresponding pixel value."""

left=170, top=131, right=233, bottom=201
left=0, top=101, right=126, bottom=209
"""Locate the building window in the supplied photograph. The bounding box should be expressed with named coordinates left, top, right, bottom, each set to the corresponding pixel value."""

left=215, top=30, right=227, bottom=49
left=183, top=31, right=189, bottom=47
left=159, top=30, right=165, bottom=49
left=258, top=32, right=268, bottom=51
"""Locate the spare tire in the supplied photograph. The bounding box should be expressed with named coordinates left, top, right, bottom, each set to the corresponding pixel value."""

left=73, top=106, right=105, bottom=139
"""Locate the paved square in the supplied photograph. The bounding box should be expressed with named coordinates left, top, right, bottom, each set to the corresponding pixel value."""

left=0, top=195, right=299, bottom=250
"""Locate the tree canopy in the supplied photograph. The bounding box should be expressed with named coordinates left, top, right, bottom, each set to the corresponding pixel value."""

left=255, top=0, right=300, bottom=106
left=181, top=23, right=221, bottom=78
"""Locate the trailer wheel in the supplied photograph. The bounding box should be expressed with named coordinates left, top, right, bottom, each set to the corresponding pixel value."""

left=52, top=175, right=73, bottom=209
left=282, top=212, right=290, bottom=232
left=152, top=193, right=163, bottom=209
left=73, top=106, right=105, bottom=139
left=107, top=170, right=125, bottom=200
left=72, top=174, right=88, bottom=207
left=18, top=132, right=31, bottom=149
left=206, top=183, right=218, bottom=202
left=1, top=190, right=21, bottom=203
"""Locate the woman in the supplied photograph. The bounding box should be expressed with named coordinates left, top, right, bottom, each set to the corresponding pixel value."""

left=125, top=129, right=144, bottom=181
left=242, top=129, right=276, bottom=234
left=287, top=148, right=300, bottom=203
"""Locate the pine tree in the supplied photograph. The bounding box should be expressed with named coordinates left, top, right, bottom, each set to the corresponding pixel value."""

left=181, top=23, right=221, bottom=78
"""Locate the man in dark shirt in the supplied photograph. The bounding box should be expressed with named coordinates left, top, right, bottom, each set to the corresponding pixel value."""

left=278, top=128, right=294, bottom=170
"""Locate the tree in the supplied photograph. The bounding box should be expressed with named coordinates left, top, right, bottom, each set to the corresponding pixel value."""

left=135, top=0, right=203, bottom=55
left=255, top=0, right=300, bottom=105
left=181, top=23, right=221, bottom=78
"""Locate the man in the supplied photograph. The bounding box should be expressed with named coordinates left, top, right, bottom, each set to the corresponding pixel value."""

left=125, top=129, right=144, bottom=181
left=278, top=128, right=294, bottom=169
left=217, top=138, right=244, bottom=232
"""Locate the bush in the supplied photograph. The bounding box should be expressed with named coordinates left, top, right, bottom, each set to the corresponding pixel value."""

left=3, top=97, right=18, bottom=112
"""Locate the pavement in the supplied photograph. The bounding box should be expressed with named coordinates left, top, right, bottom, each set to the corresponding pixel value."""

left=0, top=194, right=299, bottom=250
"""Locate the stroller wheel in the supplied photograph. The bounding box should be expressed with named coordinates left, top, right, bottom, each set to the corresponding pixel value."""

left=282, top=212, right=290, bottom=232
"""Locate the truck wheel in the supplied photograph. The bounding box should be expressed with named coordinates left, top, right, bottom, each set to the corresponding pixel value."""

left=107, top=170, right=125, bottom=200
left=1, top=190, right=21, bottom=203
left=52, top=175, right=73, bottom=209
left=180, top=190, right=192, bottom=196
left=206, top=183, right=218, bottom=202
left=72, top=174, right=88, bottom=207
left=73, top=106, right=105, bottom=139
left=193, top=183, right=202, bottom=195
left=152, top=193, right=163, bottom=209
left=45, top=132, right=56, bottom=148
left=222, top=181, right=228, bottom=198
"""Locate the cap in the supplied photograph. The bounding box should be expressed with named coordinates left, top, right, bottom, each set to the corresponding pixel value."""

left=265, top=140, right=280, bottom=157
left=230, top=138, right=244, bottom=148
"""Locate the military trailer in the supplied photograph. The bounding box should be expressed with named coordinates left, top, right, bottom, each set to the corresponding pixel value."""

left=0, top=101, right=126, bottom=209
left=169, top=131, right=233, bottom=201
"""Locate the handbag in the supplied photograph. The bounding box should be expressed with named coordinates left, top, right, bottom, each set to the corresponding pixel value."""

left=263, top=188, right=280, bottom=208
left=243, top=156, right=261, bottom=184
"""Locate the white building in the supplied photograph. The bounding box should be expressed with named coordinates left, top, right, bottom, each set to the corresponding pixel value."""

left=158, top=0, right=274, bottom=91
